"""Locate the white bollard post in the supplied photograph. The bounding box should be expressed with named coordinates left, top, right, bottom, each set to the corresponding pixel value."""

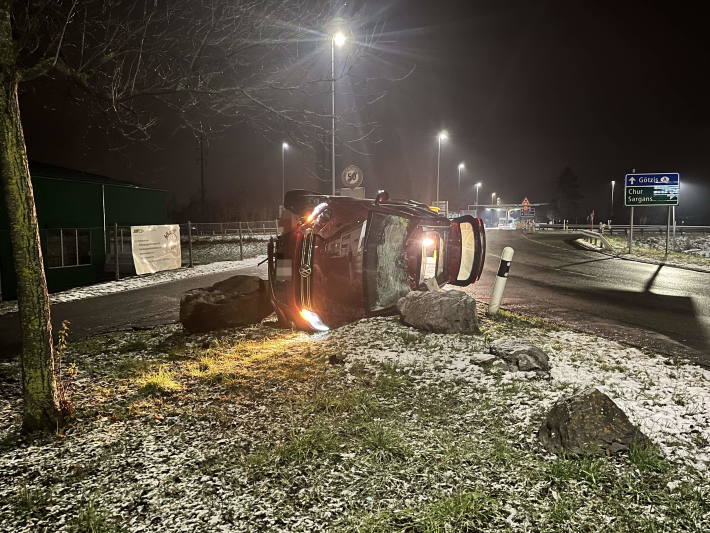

left=488, top=246, right=514, bottom=316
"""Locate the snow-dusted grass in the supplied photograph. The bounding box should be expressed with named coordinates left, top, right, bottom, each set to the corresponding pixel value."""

left=0, top=256, right=267, bottom=316
left=0, top=310, right=708, bottom=532
left=606, top=233, right=710, bottom=270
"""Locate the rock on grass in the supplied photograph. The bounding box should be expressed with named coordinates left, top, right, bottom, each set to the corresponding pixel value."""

left=538, top=387, right=650, bottom=455
left=397, top=290, right=479, bottom=334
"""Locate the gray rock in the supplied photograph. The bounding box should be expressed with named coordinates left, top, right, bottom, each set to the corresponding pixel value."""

left=180, top=275, right=273, bottom=333
left=489, top=337, right=550, bottom=375
left=538, top=388, right=650, bottom=455
left=470, top=353, right=497, bottom=365
left=397, top=290, right=479, bottom=334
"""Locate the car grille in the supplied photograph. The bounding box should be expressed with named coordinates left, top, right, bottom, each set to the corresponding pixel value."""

left=299, top=230, right=314, bottom=309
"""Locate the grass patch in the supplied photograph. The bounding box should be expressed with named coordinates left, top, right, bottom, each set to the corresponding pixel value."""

left=606, top=235, right=710, bottom=268
left=243, top=422, right=343, bottom=472
left=358, top=420, right=411, bottom=463
left=628, top=442, right=669, bottom=474
left=354, top=490, right=503, bottom=532
left=69, top=499, right=124, bottom=533
left=117, top=340, right=149, bottom=354
left=135, top=366, right=182, bottom=396
left=487, top=309, right=559, bottom=331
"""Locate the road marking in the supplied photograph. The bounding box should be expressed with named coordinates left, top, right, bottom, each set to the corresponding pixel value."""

left=554, top=267, right=596, bottom=278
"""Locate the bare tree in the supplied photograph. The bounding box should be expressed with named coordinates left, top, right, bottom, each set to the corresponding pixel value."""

left=1, top=0, right=410, bottom=431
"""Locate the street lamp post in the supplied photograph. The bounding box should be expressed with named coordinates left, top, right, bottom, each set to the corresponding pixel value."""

left=457, top=162, right=465, bottom=194
left=281, top=142, right=289, bottom=204
left=331, top=31, right=346, bottom=196
left=436, top=130, right=448, bottom=203
left=610, top=180, right=615, bottom=223
left=474, top=182, right=482, bottom=217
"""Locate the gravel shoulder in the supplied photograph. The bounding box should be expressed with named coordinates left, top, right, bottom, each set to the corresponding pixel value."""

left=1, top=306, right=708, bottom=532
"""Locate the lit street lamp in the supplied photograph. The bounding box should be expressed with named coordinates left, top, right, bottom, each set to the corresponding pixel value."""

left=331, top=30, right=347, bottom=195
left=281, top=142, right=289, bottom=204
left=457, top=162, right=465, bottom=194
left=436, top=130, right=448, bottom=203
left=610, top=180, right=616, bottom=222
left=474, top=182, right=482, bottom=217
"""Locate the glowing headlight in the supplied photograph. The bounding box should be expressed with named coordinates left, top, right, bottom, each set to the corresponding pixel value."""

left=306, top=202, right=328, bottom=223
left=300, top=309, right=330, bottom=331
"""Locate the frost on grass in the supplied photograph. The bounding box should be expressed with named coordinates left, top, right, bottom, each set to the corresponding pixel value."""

left=605, top=233, right=710, bottom=271
left=0, top=315, right=708, bottom=532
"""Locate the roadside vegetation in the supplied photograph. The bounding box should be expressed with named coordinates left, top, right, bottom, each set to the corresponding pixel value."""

left=0, top=311, right=708, bottom=531
left=606, top=233, right=710, bottom=269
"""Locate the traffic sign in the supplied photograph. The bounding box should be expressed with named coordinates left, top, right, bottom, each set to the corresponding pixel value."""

left=624, top=173, right=679, bottom=206
left=521, top=207, right=535, bottom=219
left=341, top=165, right=364, bottom=188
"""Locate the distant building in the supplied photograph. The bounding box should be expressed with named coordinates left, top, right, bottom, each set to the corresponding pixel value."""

left=0, top=162, right=167, bottom=300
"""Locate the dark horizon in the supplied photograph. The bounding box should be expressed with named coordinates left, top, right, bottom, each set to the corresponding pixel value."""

left=18, top=0, right=710, bottom=223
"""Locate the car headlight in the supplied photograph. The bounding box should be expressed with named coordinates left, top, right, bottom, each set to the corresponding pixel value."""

left=306, top=202, right=328, bottom=223
left=300, top=309, right=330, bottom=331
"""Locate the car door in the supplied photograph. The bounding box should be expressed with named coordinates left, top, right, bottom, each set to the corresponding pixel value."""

left=447, top=215, right=486, bottom=286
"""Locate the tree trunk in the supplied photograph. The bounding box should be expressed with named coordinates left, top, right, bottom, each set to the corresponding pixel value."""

left=0, top=4, right=63, bottom=432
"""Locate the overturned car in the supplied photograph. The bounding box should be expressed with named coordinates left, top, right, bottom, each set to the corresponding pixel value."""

left=267, top=190, right=486, bottom=331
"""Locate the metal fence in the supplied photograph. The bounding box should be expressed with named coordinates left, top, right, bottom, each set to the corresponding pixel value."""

left=537, top=223, right=710, bottom=235
left=0, top=220, right=277, bottom=301
left=107, top=220, right=278, bottom=279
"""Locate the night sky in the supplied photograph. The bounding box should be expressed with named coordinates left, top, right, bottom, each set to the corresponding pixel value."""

left=19, top=0, right=710, bottom=223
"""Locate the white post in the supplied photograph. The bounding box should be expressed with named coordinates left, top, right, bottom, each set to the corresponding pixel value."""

left=488, top=246, right=514, bottom=316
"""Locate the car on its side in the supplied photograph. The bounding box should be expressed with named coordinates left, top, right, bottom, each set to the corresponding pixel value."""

left=267, top=190, right=486, bottom=331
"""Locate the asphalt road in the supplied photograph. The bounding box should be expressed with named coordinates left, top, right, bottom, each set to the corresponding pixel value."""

left=467, top=230, right=710, bottom=366
left=2, top=231, right=708, bottom=365
left=0, top=267, right=261, bottom=358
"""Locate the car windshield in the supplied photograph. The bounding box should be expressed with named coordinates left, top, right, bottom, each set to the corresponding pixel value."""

left=364, top=212, right=411, bottom=311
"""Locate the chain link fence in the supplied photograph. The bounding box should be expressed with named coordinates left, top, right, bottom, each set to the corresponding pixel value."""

left=179, top=220, right=277, bottom=267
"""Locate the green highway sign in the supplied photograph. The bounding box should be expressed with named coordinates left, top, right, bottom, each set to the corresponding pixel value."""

left=624, top=173, right=679, bottom=206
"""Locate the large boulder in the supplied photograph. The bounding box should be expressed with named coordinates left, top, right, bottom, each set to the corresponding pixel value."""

left=397, top=290, right=479, bottom=334
left=489, top=337, right=550, bottom=375
left=538, top=388, right=649, bottom=455
left=180, top=275, right=273, bottom=333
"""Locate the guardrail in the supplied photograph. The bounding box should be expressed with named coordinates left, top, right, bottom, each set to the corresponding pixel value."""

left=538, top=224, right=710, bottom=235
left=577, top=230, right=613, bottom=251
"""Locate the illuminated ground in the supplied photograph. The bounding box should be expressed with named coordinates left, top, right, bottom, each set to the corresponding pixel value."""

left=1, top=310, right=708, bottom=532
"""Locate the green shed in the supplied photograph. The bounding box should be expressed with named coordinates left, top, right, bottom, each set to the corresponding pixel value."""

left=0, top=162, right=168, bottom=300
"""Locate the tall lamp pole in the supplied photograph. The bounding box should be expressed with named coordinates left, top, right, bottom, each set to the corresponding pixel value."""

left=474, top=182, right=482, bottom=217
left=281, top=142, right=289, bottom=204
left=457, top=162, right=465, bottom=194
left=436, top=130, right=448, bottom=203
left=331, top=30, right=346, bottom=195
left=610, top=180, right=615, bottom=222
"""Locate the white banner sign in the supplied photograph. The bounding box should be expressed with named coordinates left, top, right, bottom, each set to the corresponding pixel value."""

left=130, top=224, right=181, bottom=275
